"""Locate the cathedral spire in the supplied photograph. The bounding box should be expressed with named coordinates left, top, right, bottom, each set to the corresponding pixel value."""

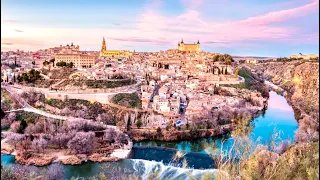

left=101, top=37, right=106, bottom=51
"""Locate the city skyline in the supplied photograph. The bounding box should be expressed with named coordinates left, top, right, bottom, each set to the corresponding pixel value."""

left=1, top=0, right=319, bottom=57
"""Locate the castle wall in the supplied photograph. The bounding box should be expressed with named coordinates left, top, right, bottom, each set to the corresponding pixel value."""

left=177, top=43, right=200, bottom=52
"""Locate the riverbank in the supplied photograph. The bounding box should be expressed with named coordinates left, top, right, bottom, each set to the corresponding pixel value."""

left=1, top=139, right=128, bottom=166
left=128, top=124, right=235, bottom=142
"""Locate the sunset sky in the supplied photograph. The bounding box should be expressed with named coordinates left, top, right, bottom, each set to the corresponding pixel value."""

left=1, top=0, right=319, bottom=56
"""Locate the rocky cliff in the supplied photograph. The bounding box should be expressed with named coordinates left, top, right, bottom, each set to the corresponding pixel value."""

left=247, top=61, right=319, bottom=143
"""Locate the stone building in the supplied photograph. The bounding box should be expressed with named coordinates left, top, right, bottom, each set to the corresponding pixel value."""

left=54, top=43, right=98, bottom=68
left=55, top=53, right=97, bottom=68
left=177, top=39, right=200, bottom=52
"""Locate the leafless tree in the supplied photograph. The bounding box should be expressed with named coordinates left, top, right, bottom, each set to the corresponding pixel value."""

left=7, top=112, right=17, bottom=122
left=9, top=121, right=20, bottom=133
left=32, top=137, right=48, bottom=153
left=67, top=131, right=95, bottom=155
left=6, top=132, right=24, bottom=148
left=24, top=121, right=44, bottom=134
left=75, top=110, right=87, bottom=118
left=49, top=132, right=75, bottom=148
left=67, top=119, right=106, bottom=132
left=61, top=107, right=73, bottom=116
left=116, top=133, right=128, bottom=145
left=46, top=163, right=64, bottom=180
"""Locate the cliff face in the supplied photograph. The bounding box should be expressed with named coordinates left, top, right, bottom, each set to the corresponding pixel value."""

left=254, top=61, right=319, bottom=115
left=248, top=61, right=319, bottom=142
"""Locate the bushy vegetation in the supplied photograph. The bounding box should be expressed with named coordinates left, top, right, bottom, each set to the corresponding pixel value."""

left=17, top=69, right=41, bottom=83
left=238, top=67, right=269, bottom=98
left=85, top=79, right=136, bottom=89
left=21, top=90, right=45, bottom=106
left=111, top=93, right=141, bottom=108
left=56, top=61, right=74, bottom=68
left=211, top=54, right=234, bottom=63
left=1, top=89, right=21, bottom=111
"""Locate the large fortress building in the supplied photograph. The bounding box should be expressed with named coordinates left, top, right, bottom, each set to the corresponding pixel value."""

left=55, top=43, right=97, bottom=68
left=177, top=39, right=200, bottom=52
left=99, top=37, right=131, bottom=58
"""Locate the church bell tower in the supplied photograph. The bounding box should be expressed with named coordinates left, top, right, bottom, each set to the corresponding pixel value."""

left=101, top=37, right=107, bottom=52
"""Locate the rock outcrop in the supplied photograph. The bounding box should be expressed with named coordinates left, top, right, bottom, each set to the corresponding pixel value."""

left=247, top=61, right=319, bottom=142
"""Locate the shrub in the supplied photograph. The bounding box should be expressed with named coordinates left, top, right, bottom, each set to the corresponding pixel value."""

left=6, top=132, right=24, bottom=148
left=67, top=119, right=106, bottom=132
left=32, top=137, right=48, bottom=153
left=67, top=131, right=95, bottom=155
left=50, top=132, right=75, bottom=148
left=136, top=119, right=142, bottom=128
left=46, top=163, right=64, bottom=180
left=7, top=112, right=16, bottom=122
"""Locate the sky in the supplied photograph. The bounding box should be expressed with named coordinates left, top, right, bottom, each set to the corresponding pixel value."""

left=1, top=0, right=319, bottom=57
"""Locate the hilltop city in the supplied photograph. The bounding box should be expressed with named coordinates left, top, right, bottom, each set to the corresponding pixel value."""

left=1, top=37, right=319, bottom=179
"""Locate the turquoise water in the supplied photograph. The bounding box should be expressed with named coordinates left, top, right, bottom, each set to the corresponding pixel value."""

left=1, top=91, right=298, bottom=179
left=134, top=91, right=298, bottom=153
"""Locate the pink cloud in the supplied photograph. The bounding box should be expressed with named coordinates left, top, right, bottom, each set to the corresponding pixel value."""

left=238, top=0, right=319, bottom=26
left=108, top=37, right=169, bottom=45
left=129, top=0, right=318, bottom=46
left=180, top=0, right=205, bottom=9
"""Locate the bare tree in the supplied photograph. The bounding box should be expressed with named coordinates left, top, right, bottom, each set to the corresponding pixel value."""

left=50, top=132, right=75, bottom=148
left=6, top=132, right=24, bottom=148
left=9, top=121, right=20, bottom=133
left=96, top=113, right=113, bottom=125
left=24, top=121, right=44, bottom=134
left=67, top=131, right=95, bottom=155
left=46, top=163, right=64, bottom=180
left=116, top=133, right=128, bottom=145
left=67, top=119, right=106, bottom=132
left=7, top=112, right=16, bottom=122
left=61, top=107, right=73, bottom=116
left=75, top=110, right=87, bottom=118
left=32, top=137, right=48, bottom=153
left=104, top=128, right=116, bottom=143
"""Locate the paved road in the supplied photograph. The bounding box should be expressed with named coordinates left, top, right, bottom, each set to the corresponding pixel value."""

left=5, top=79, right=141, bottom=96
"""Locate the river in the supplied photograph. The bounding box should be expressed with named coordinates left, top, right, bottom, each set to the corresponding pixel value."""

left=1, top=91, right=298, bottom=179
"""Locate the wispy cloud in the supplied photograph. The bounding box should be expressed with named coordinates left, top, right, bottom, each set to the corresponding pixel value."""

left=2, top=42, right=14, bottom=46
left=109, top=37, right=169, bottom=45
left=15, top=29, right=24, bottom=32
left=2, top=20, right=20, bottom=23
